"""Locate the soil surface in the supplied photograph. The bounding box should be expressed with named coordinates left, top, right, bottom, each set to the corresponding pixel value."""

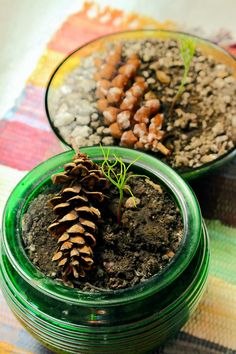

left=22, top=177, right=183, bottom=291
left=50, top=38, right=236, bottom=170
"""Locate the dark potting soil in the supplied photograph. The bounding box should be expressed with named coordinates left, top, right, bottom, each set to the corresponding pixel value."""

left=22, top=177, right=183, bottom=291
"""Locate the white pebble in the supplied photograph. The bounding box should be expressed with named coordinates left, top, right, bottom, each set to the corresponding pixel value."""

left=88, top=134, right=101, bottom=145
left=54, top=112, right=75, bottom=127
left=57, top=103, right=69, bottom=114
left=215, top=135, right=228, bottom=143
left=224, top=76, right=235, bottom=84
left=223, top=95, right=231, bottom=103
left=75, top=115, right=90, bottom=125
left=77, top=99, right=94, bottom=115
left=102, top=136, right=114, bottom=145
left=117, top=111, right=131, bottom=130
left=60, top=85, right=72, bottom=94
left=212, top=122, right=224, bottom=136
left=125, top=197, right=140, bottom=209
left=213, top=78, right=225, bottom=89
left=60, top=127, right=73, bottom=142
left=82, top=56, right=96, bottom=68
left=91, top=112, right=99, bottom=121
left=97, top=126, right=105, bottom=135
left=103, top=128, right=111, bottom=135
left=200, top=154, right=217, bottom=163
left=90, top=121, right=100, bottom=129
left=71, top=125, right=92, bottom=138
left=72, top=136, right=89, bottom=148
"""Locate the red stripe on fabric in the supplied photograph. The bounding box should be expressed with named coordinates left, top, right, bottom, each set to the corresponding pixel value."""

left=227, top=47, right=236, bottom=56
left=8, top=85, right=46, bottom=122
left=48, top=14, right=121, bottom=54
left=0, top=120, right=63, bottom=170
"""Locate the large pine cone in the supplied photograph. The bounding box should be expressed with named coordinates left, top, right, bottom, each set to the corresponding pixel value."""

left=94, top=44, right=170, bottom=156
left=47, top=152, right=109, bottom=284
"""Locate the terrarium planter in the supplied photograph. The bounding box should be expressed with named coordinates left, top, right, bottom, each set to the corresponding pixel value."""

left=45, top=30, right=236, bottom=180
left=0, top=146, right=209, bottom=354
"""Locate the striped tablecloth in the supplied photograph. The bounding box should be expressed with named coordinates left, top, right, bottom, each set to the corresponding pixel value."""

left=0, top=2, right=236, bottom=353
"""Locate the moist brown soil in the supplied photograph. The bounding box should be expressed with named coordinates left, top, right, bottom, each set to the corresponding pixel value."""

left=22, top=177, right=183, bottom=291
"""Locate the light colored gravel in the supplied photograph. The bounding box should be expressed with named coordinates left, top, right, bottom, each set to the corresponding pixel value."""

left=49, top=38, right=236, bottom=169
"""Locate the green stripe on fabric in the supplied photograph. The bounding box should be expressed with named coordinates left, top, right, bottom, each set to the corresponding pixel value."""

left=206, top=220, right=236, bottom=285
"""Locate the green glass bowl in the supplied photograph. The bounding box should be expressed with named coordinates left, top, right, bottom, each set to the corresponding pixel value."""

left=0, top=147, right=209, bottom=353
left=45, top=30, right=236, bottom=180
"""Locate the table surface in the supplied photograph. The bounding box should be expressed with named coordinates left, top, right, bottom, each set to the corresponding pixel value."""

left=0, top=1, right=236, bottom=353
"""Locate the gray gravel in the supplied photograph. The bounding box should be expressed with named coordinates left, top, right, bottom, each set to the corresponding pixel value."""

left=49, top=38, right=236, bottom=169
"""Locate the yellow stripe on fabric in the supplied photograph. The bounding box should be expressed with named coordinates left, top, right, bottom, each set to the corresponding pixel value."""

left=184, top=275, right=236, bottom=349
left=27, top=49, right=65, bottom=87
left=0, top=342, right=33, bottom=354
left=206, top=220, right=236, bottom=285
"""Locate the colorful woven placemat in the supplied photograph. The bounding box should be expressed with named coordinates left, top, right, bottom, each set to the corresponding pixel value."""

left=0, top=2, right=236, bottom=353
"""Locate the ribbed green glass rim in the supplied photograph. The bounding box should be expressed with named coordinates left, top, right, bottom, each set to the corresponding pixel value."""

left=45, top=29, right=236, bottom=180
left=2, top=146, right=202, bottom=305
left=0, top=221, right=209, bottom=332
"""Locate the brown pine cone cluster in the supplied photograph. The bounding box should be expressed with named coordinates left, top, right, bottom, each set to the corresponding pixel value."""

left=47, top=152, right=109, bottom=284
left=94, top=44, right=170, bottom=156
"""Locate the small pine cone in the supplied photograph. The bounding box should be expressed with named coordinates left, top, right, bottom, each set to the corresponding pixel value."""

left=48, top=152, right=109, bottom=284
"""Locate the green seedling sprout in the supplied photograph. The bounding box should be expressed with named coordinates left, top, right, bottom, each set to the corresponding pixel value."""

left=100, top=146, right=147, bottom=224
left=169, top=36, right=196, bottom=114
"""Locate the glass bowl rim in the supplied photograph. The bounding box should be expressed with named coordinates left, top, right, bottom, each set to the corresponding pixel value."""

left=45, top=29, right=236, bottom=180
left=0, top=221, right=209, bottom=329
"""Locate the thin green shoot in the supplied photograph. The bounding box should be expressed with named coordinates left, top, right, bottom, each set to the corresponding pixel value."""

left=169, top=36, right=196, bottom=114
left=100, top=146, right=147, bottom=224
